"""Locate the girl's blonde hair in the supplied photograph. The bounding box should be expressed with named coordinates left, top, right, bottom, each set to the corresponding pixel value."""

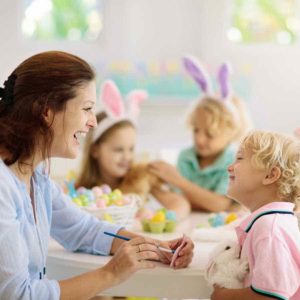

left=241, top=130, right=300, bottom=204
left=188, top=96, right=252, bottom=142
left=75, top=112, right=134, bottom=188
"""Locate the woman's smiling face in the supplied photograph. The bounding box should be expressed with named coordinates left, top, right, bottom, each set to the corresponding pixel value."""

left=47, top=80, right=97, bottom=159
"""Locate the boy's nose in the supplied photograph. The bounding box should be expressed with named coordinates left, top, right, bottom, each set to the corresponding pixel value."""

left=196, top=133, right=207, bottom=146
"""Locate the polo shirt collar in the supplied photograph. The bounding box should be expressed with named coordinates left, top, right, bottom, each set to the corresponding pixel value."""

left=235, top=202, right=295, bottom=245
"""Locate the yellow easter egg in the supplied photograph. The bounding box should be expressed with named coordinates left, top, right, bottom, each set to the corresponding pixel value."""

left=225, top=213, right=238, bottom=224
left=113, top=189, right=123, bottom=197
left=103, top=213, right=114, bottom=223
left=66, top=170, right=76, bottom=181
left=152, top=211, right=166, bottom=222
left=72, top=198, right=82, bottom=206
left=101, top=194, right=110, bottom=202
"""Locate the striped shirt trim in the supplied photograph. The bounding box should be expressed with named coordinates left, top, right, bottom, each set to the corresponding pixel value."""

left=245, top=210, right=294, bottom=233
left=251, top=286, right=288, bottom=300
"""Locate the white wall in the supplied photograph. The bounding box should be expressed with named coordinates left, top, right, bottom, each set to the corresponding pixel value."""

left=1, top=0, right=300, bottom=178
left=195, top=1, right=300, bottom=133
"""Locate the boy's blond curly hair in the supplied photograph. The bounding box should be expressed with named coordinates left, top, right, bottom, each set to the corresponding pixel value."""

left=241, top=130, right=300, bottom=204
left=187, top=96, right=252, bottom=142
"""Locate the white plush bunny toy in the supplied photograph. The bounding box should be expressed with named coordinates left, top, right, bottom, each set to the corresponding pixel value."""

left=205, top=239, right=249, bottom=289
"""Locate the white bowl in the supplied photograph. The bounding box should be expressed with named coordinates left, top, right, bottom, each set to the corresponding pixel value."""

left=82, top=194, right=142, bottom=227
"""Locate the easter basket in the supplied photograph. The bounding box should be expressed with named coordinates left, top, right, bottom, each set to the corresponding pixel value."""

left=82, top=193, right=142, bottom=228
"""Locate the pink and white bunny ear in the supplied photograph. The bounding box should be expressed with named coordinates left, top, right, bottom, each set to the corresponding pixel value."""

left=127, top=90, right=148, bottom=118
left=182, top=54, right=213, bottom=95
left=217, top=62, right=233, bottom=101
left=100, top=80, right=124, bottom=118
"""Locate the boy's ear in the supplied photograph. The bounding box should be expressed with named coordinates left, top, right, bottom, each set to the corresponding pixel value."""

left=262, top=166, right=281, bottom=185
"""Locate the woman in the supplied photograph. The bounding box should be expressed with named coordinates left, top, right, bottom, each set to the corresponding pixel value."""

left=0, top=51, right=193, bottom=300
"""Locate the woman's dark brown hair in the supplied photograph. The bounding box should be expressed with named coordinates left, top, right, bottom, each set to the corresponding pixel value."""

left=0, top=51, right=95, bottom=165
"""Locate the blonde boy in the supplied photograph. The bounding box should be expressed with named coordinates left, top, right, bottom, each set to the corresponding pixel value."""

left=212, top=130, right=300, bottom=300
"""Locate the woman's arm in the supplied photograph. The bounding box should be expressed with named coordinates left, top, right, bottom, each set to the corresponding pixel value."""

left=59, top=236, right=157, bottom=300
left=150, top=187, right=191, bottom=220
left=59, top=232, right=194, bottom=300
left=150, top=161, right=231, bottom=212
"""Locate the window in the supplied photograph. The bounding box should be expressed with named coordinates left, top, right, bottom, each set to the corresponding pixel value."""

left=228, top=0, right=299, bottom=44
left=22, top=0, right=103, bottom=41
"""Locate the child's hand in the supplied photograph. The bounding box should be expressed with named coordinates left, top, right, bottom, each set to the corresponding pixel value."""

left=161, top=235, right=194, bottom=268
left=149, top=161, right=183, bottom=186
left=211, top=285, right=227, bottom=300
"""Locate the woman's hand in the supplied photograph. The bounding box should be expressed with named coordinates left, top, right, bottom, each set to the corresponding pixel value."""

left=149, top=161, right=183, bottom=187
left=102, top=236, right=160, bottom=286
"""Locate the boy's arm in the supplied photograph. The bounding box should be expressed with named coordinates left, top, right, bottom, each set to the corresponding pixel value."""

left=149, top=161, right=231, bottom=212
left=174, top=176, right=232, bottom=212
left=211, top=286, right=270, bottom=300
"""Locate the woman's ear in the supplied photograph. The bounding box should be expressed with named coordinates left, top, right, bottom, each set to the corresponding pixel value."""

left=43, top=107, right=54, bottom=126
left=262, top=166, right=281, bottom=185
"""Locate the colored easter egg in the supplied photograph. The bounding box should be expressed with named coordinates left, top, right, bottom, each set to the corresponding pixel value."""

left=136, top=208, right=154, bottom=220
left=96, top=199, right=107, bottom=208
left=114, top=199, right=124, bottom=206
left=166, top=210, right=177, bottom=221
left=103, top=213, right=114, bottom=223
left=122, top=195, right=131, bottom=204
left=72, top=198, right=82, bottom=206
left=79, top=195, right=89, bottom=206
left=225, top=213, right=238, bottom=224
left=84, top=189, right=95, bottom=201
left=152, top=211, right=166, bottom=223
left=101, top=194, right=110, bottom=203
left=101, top=184, right=112, bottom=194
left=77, top=187, right=86, bottom=195
left=92, top=186, right=103, bottom=197
left=113, top=189, right=123, bottom=197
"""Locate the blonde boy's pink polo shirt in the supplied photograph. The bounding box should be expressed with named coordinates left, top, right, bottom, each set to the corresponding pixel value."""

left=235, top=202, right=300, bottom=300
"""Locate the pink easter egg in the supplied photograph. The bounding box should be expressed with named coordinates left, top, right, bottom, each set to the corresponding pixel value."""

left=96, top=199, right=107, bottom=208
left=122, top=195, right=132, bottom=204
left=136, top=208, right=154, bottom=220
left=92, top=186, right=103, bottom=197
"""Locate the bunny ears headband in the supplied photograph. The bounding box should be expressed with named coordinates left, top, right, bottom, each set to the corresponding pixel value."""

left=183, top=55, right=239, bottom=120
left=92, top=80, right=148, bottom=142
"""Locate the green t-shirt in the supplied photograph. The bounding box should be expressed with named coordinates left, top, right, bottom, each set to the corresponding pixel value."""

left=177, top=145, right=236, bottom=195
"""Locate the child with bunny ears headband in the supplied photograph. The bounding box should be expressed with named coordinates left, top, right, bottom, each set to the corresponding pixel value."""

left=150, top=55, right=252, bottom=212
left=76, top=80, right=191, bottom=220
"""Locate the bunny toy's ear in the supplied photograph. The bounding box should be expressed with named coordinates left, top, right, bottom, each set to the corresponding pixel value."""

left=205, top=260, right=217, bottom=283
left=182, top=54, right=213, bottom=95
left=100, top=80, right=124, bottom=118
left=217, top=62, right=233, bottom=101
left=127, top=90, right=148, bottom=118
